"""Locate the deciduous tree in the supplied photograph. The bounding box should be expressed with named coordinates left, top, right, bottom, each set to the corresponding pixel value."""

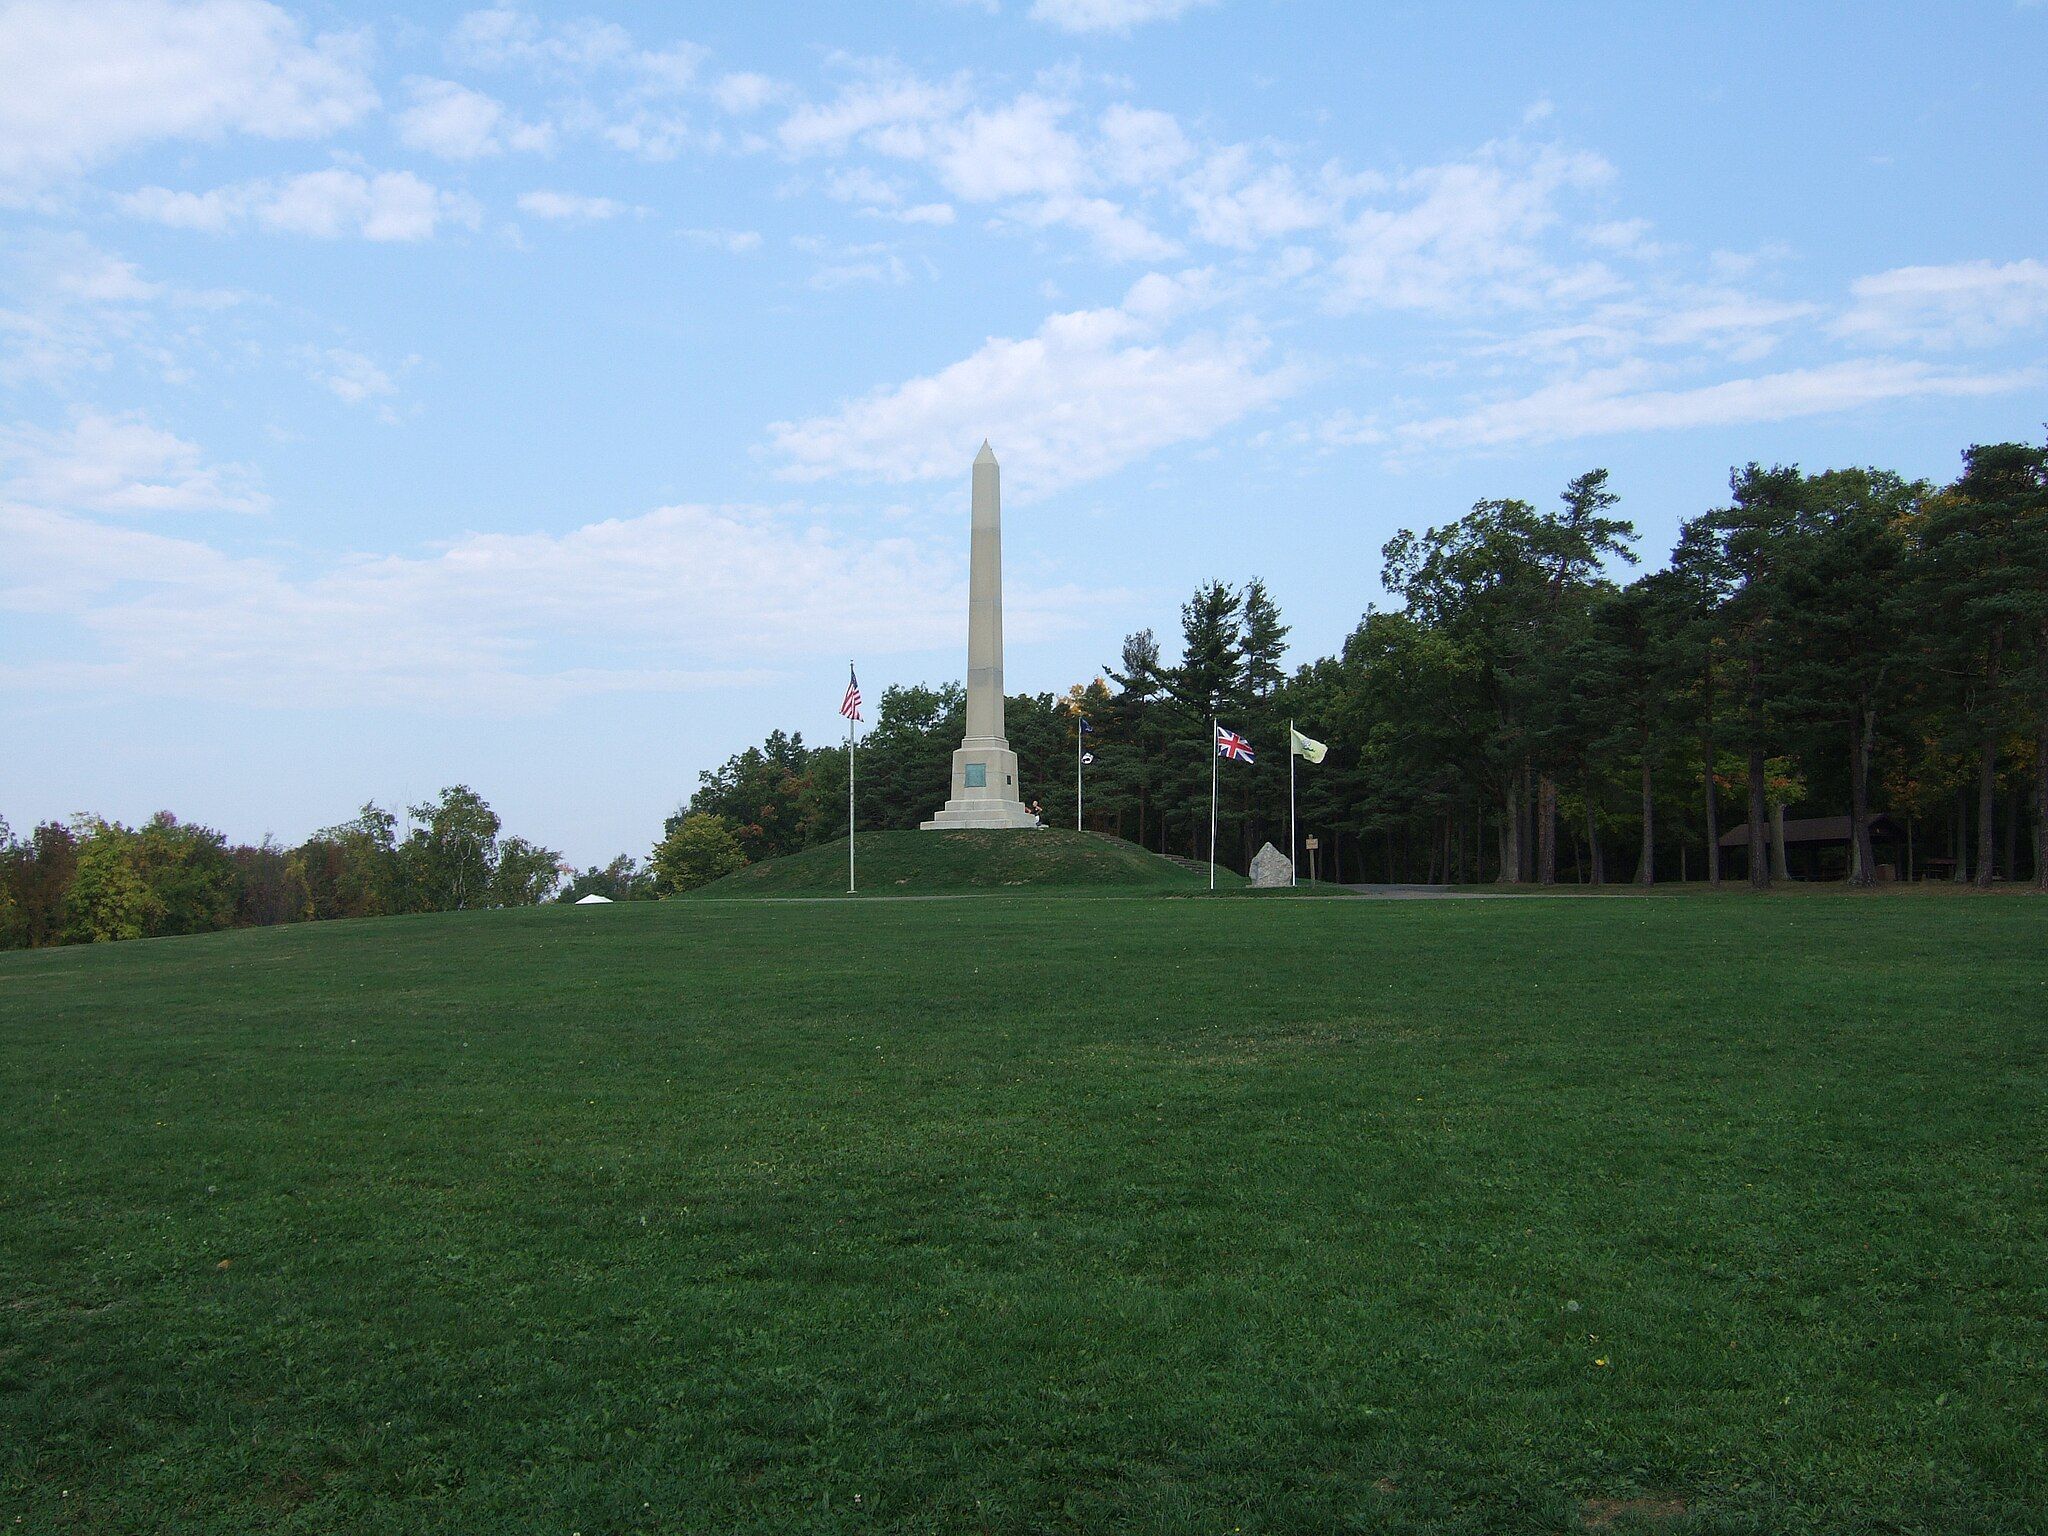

left=404, top=785, right=500, bottom=911
left=653, top=813, right=747, bottom=894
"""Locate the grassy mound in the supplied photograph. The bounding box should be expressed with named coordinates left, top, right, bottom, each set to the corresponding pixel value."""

left=693, top=827, right=1243, bottom=896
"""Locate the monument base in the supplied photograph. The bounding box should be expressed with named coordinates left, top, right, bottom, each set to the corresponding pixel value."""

left=920, top=803, right=1041, bottom=830
left=920, top=741, right=1040, bottom=830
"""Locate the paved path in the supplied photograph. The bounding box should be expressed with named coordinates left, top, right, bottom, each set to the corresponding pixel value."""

left=1328, top=883, right=1668, bottom=899
left=693, top=884, right=1667, bottom=904
left=1329, top=882, right=1480, bottom=898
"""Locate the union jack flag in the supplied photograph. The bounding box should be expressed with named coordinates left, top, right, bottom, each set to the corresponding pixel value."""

left=839, top=665, right=863, bottom=723
left=1214, top=724, right=1254, bottom=763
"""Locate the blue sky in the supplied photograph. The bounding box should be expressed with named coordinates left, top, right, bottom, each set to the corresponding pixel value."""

left=3, top=0, right=2044, bottom=867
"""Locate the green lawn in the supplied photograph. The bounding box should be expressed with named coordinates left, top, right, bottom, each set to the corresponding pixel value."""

left=2, top=892, right=2043, bottom=1533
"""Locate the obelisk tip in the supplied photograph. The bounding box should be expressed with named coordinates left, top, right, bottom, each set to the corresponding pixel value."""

left=974, top=439, right=997, bottom=465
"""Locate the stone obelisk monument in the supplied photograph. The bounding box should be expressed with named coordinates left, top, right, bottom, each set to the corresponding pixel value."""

left=921, top=441, right=1039, bottom=830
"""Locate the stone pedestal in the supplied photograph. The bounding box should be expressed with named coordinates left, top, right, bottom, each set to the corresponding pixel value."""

left=923, top=743, right=1039, bottom=828
left=922, top=442, right=1039, bottom=831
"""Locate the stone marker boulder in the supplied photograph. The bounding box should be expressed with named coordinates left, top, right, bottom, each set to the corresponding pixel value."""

left=1249, top=841, right=1291, bottom=888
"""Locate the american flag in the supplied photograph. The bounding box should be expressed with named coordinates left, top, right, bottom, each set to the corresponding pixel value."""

left=1214, top=724, right=1254, bottom=763
left=839, top=665, right=863, bottom=724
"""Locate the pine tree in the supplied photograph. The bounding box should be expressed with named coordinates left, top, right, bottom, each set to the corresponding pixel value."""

left=1775, top=468, right=1919, bottom=884
left=1919, top=443, right=2048, bottom=886
left=1684, top=465, right=1809, bottom=888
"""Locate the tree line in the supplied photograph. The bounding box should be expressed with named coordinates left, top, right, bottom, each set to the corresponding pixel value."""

left=8, top=435, right=2042, bottom=948
left=0, top=787, right=567, bottom=949
left=0, top=779, right=776, bottom=949
left=676, top=438, right=2048, bottom=891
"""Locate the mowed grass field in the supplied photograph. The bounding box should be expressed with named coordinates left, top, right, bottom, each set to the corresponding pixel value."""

left=2, top=892, right=2043, bottom=1534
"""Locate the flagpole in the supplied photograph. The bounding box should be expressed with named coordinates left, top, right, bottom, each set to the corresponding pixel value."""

left=1076, top=721, right=1082, bottom=832
left=1208, top=715, right=1218, bottom=891
left=846, top=661, right=856, bottom=896
left=1289, top=718, right=1298, bottom=888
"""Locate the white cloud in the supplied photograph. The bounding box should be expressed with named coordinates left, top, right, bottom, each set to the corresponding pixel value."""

left=261, top=169, right=472, bottom=241
left=631, top=43, right=709, bottom=94
left=396, top=78, right=553, bottom=160
left=1582, top=217, right=1666, bottom=259
left=821, top=170, right=955, bottom=224
left=1297, top=408, right=1383, bottom=449
left=824, top=166, right=906, bottom=208
left=711, top=72, right=780, bottom=114
left=398, top=79, right=503, bottom=159
left=447, top=4, right=536, bottom=66
left=0, top=410, right=268, bottom=514
left=122, top=170, right=482, bottom=242
left=517, top=190, right=634, bottom=222
left=1014, top=195, right=1181, bottom=261
left=771, top=68, right=1646, bottom=293
left=778, top=70, right=972, bottom=157
left=1180, top=148, right=1332, bottom=249
left=801, top=241, right=911, bottom=290
left=448, top=9, right=715, bottom=160
left=119, top=185, right=242, bottom=234
left=0, top=0, right=375, bottom=192
left=768, top=271, right=1298, bottom=494
left=1028, top=0, right=1218, bottom=33
left=682, top=227, right=763, bottom=254
left=306, top=348, right=409, bottom=413
left=1119, top=266, right=1220, bottom=321
left=591, top=108, right=715, bottom=161
left=771, top=74, right=1437, bottom=272
left=1835, top=259, right=2048, bottom=349
left=4, top=393, right=1098, bottom=710
left=37, top=241, right=164, bottom=306
left=1096, top=105, right=1194, bottom=185
left=450, top=7, right=667, bottom=78
left=0, top=496, right=1103, bottom=710
left=1644, top=293, right=1817, bottom=355
left=1329, top=142, right=1616, bottom=312
left=929, top=96, right=1090, bottom=201
left=1485, top=289, right=1820, bottom=368
left=1396, top=357, right=2035, bottom=452
left=794, top=85, right=1181, bottom=261
left=0, top=235, right=189, bottom=386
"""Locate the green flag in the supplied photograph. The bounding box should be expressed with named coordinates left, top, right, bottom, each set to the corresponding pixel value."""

left=1290, top=726, right=1328, bottom=764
